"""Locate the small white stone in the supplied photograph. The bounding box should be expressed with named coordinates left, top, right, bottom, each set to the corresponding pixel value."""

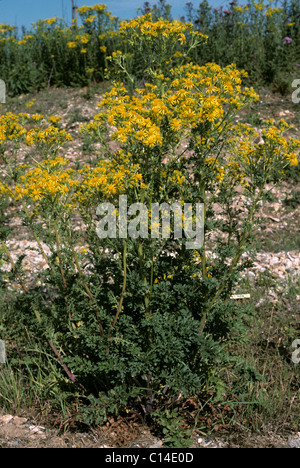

left=0, top=415, right=14, bottom=424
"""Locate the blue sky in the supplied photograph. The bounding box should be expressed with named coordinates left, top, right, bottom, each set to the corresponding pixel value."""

left=0, top=0, right=229, bottom=30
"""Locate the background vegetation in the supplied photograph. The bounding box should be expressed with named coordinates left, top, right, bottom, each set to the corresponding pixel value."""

left=0, top=0, right=299, bottom=96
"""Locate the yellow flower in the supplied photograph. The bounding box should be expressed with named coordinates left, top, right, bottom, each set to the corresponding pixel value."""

left=81, top=35, right=90, bottom=44
left=67, top=42, right=77, bottom=49
left=25, top=100, right=36, bottom=108
left=170, top=118, right=182, bottom=131
left=85, top=16, right=96, bottom=23
left=48, top=116, right=62, bottom=124
left=31, top=113, right=44, bottom=121
left=254, top=3, right=264, bottom=11
left=45, top=18, right=58, bottom=25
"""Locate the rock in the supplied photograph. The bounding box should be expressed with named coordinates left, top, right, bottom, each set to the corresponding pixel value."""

left=0, top=340, right=5, bottom=363
left=149, top=439, right=163, bottom=448
left=0, top=415, right=14, bottom=424
left=7, top=441, right=20, bottom=447
left=196, top=437, right=225, bottom=448
left=287, top=435, right=300, bottom=448
left=255, top=298, right=266, bottom=308
left=28, top=425, right=46, bottom=434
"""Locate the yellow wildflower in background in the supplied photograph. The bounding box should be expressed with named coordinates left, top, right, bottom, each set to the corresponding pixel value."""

left=81, top=35, right=90, bottom=44
left=45, top=18, right=58, bottom=26
left=26, top=126, right=73, bottom=150
left=25, top=99, right=36, bottom=109
left=31, top=113, right=44, bottom=122
left=84, top=16, right=97, bottom=24
left=48, top=116, right=62, bottom=125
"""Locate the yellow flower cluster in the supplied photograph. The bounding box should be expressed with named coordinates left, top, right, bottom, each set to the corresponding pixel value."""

left=205, top=157, right=226, bottom=182
left=265, top=7, right=283, bottom=17
left=4, top=152, right=144, bottom=208
left=26, top=126, right=73, bottom=148
left=167, top=170, right=186, bottom=186
left=0, top=24, right=16, bottom=34
left=12, top=157, right=75, bottom=202
left=0, top=113, right=27, bottom=145
left=261, top=120, right=299, bottom=167
left=233, top=6, right=246, bottom=13
left=25, top=99, right=36, bottom=108
left=119, top=13, right=207, bottom=45
left=80, top=35, right=90, bottom=44
left=44, top=18, right=58, bottom=26
left=88, top=85, right=164, bottom=147
left=254, top=3, right=265, bottom=11
left=31, top=113, right=44, bottom=121
left=84, top=16, right=97, bottom=24
left=48, top=116, right=62, bottom=125
left=228, top=120, right=300, bottom=175
left=77, top=4, right=109, bottom=14
left=83, top=63, right=258, bottom=151
left=75, top=159, right=144, bottom=203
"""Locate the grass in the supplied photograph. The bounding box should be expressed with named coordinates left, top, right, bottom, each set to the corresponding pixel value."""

left=206, top=271, right=299, bottom=435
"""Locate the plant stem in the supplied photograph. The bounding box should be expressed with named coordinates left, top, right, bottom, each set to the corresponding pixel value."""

left=54, top=220, right=67, bottom=289
left=21, top=200, right=50, bottom=268
left=48, top=340, right=76, bottom=383
left=106, top=240, right=127, bottom=353
left=201, top=182, right=207, bottom=279
left=67, top=231, right=104, bottom=338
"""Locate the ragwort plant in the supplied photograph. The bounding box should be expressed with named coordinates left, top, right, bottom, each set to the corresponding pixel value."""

left=0, top=14, right=299, bottom=442
left=106, top=13, right=208, bottom=93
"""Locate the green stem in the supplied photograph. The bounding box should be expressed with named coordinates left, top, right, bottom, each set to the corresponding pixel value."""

left=54, top=220, right=67, bottom=289
left=201, top=183, right=207, bottom=279
left=138, top=240, right=150, bottom=313
left=67, top=231, right=104, bottom=338
left=106, top=240, right=127, bottom=353
left=21, top=200, right=50, bottom=268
